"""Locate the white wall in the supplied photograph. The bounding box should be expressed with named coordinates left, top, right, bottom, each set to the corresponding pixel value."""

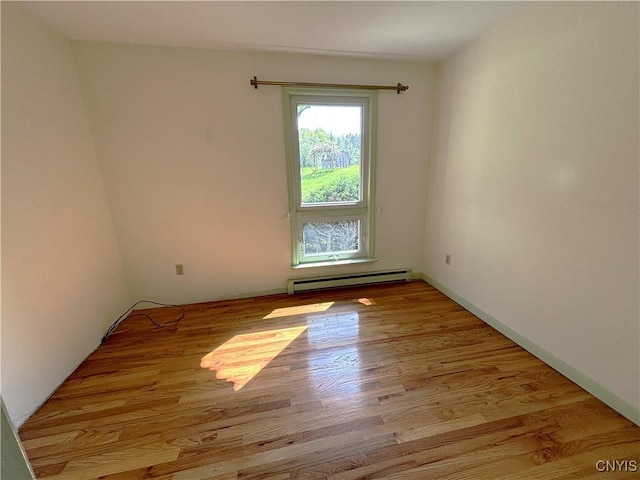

left=424, top=2, right=639, bottom=415
left=72, top=42, right=434, bottom=304
left=1, top=4, right=131, bottom=426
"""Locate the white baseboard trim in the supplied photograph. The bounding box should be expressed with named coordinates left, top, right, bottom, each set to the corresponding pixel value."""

left=410, top=271, right=425, bottom=281
left=422, top=274, right=640, bottom=427
left=192, top=288, right=289, bottom=304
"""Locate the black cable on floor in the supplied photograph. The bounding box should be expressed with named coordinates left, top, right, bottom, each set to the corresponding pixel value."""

left=101, top=300, right=185, bottom=343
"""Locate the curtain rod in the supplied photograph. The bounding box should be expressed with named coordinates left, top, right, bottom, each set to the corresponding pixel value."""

left=250, top=76, right=409, bottom=94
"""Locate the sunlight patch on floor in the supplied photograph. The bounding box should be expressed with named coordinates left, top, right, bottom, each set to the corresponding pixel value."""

left=357, top=297, right=375, bottom=306
left=200, top=325, right=308, bottom=391
left=263, top=302, right=334, bottom=319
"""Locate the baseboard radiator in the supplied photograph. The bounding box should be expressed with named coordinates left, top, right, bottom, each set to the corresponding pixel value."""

left=287, top=268, right=412, bottom=294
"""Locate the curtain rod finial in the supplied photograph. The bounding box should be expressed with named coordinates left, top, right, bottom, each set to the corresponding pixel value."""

left=397, top=83, right=409, bottom=94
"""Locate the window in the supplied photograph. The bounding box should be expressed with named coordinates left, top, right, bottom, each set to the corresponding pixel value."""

left=283, top=88, right=377, bottom=266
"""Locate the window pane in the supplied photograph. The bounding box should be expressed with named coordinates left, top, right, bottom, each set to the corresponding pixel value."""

left=302, top=219, right=360, bottom=256
left=297, top=105, right=362, bottom=205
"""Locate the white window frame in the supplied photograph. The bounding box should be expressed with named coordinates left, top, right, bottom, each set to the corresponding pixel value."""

left=282, top=88, right=377, bottom=267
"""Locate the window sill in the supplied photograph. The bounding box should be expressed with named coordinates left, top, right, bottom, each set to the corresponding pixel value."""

left=291, top=258, right=378, bottom=269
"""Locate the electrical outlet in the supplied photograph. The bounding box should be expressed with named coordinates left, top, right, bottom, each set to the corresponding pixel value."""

left=175, top=264, right=184, bottom=275
left=445, top=254, right=451, bottom=265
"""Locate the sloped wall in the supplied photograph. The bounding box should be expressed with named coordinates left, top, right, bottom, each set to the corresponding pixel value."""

left=1, top=4, right=130, bottom=426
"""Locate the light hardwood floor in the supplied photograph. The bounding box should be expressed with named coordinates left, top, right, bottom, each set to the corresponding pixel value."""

left=20, top=281, right=639, bottom=479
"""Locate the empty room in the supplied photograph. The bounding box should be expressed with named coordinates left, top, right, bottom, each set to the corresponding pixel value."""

left=1, top=1, right=639, bottom=478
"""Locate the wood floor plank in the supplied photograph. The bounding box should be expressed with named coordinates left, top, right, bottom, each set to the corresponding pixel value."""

left=18, top=281, right=639, bottom=479
left=43, top=443, right=180, bottom=480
